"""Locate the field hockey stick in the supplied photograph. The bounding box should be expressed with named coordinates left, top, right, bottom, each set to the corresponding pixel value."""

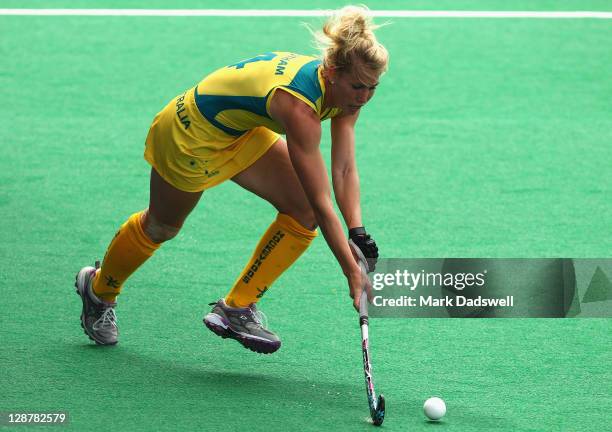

left=349, top=240, right=385, bottom=426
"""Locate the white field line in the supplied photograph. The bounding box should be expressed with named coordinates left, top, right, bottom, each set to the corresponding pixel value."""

left=1, top=9, right=612, bottom=19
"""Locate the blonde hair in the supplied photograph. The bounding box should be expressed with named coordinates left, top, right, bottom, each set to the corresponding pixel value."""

left=309, top=5, right=389, bottom=82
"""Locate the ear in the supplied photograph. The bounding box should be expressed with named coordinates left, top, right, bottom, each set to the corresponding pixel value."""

left=323, top=66, right=336, bottom=83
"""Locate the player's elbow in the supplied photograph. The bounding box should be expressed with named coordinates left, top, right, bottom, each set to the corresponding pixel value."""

left=310, top=196, right=335, bottom=222
left=332, top=164, right=359, bottom=192
left=332, top=164, right=355, bottom=181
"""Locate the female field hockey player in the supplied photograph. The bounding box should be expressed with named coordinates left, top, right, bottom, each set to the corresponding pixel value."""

left=75, top=5, right=387, bottom=353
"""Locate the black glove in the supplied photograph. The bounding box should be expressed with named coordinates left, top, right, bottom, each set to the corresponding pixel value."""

left=349, top=226, right=379, bottom=272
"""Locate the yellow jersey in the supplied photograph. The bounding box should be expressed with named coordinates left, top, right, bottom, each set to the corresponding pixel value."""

left=193, top=52, right=342, bottom=137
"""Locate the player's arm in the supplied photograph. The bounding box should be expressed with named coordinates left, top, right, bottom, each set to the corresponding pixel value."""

left=331, top=111, right=362, bottom=230
left=269, top=90, right=364, bottom=308
left=331, top=111, right=379, bottom=271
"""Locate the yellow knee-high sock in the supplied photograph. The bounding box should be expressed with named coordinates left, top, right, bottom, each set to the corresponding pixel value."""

left=225, top=213, right=317, bottom=307
left=93, top=211, right=160, bottom=302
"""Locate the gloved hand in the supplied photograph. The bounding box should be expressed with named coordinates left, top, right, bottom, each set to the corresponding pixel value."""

left=348, top=226, right=379, bottom=272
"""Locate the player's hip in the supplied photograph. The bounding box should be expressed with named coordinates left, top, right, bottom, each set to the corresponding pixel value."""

left=143, top=91, right=281, bottom=192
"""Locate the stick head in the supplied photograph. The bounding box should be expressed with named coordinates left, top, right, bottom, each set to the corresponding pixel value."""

left=372, top=394, right=385, bottom=426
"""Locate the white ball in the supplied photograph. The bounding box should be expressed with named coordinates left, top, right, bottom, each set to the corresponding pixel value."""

left=423, top=397, right=446, bottom=421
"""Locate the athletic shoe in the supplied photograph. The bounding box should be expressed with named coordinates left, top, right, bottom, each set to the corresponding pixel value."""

left=203, top=299, right=281, bottom=354
left=74, top=262, right=118, bottom=345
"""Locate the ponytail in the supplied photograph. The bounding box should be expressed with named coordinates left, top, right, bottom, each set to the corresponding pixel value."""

left=309, top=5, right=389, bottom=81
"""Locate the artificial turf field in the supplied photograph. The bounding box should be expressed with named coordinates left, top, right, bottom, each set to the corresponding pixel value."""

left=1, top=1, right=611, bottom=430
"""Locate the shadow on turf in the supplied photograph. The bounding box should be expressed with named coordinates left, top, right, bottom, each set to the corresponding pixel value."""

left=64, top=343, right=377, bottom=428
left=425, top=420, right=445, bottom=425
left=64, top=343, right=519, bottom=430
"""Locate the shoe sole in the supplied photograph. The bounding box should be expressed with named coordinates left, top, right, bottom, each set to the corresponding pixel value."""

left=203, top=314, right=280, bottom=355
left=74, top=268, right=117, bottom=346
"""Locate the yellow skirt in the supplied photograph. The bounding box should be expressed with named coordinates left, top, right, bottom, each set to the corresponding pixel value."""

left=144, top=87, right=280, bottom=192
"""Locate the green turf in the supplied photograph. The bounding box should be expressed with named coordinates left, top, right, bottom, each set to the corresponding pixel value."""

left=1, top=3, right=611, bottom=431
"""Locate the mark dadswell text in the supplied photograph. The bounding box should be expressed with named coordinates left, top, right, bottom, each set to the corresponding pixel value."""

left=373, top=295, right=514, bottom=308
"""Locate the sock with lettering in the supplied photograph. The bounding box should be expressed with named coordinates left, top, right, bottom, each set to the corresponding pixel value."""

left=225, top=213, right=317, bottom=308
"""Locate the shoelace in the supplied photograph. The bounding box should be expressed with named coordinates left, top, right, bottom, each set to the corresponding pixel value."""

left=93, top=307, right=117, bottom=331
left=211, top=300, right=270, bottom=329
left=250, top=305, right=268, bottom=330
